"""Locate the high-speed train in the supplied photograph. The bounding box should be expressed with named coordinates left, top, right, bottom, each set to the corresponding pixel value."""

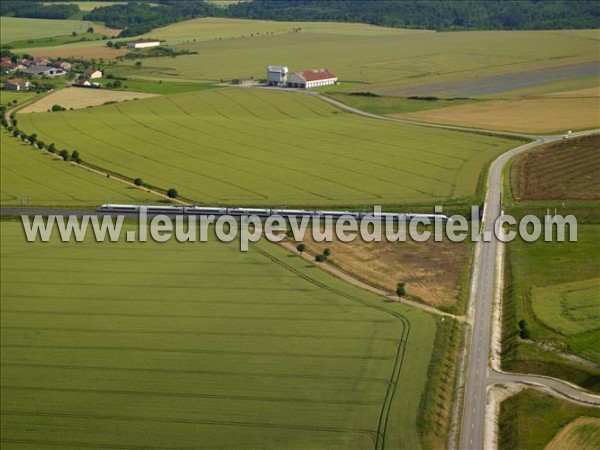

left=96, top=204, right=451, bottom=222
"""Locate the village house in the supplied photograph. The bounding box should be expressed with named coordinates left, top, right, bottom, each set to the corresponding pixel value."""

left=53, top=60, right=72, bottom=71
left=4, top=78, right=32, bottom=91
left=84, top=69, right=102, bottom=79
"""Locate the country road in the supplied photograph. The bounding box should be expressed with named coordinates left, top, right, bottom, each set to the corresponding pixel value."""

left=458, top=129, right=600, bottom=450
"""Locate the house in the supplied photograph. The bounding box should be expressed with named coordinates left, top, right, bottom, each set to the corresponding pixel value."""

left=73, top=79, right=91, bottom=87
left=286, top=68, right=338, bottom=89
left=4, top=78, right=32, bottom=91
left=266, top=65, right=288, bottom=86
left=33, top=57, right=49, bottom=66
left=53, top=60, right=72, bottom=71
left=0, top=60, right=17, bottom=74
left=22, top=65, right=67, bottom=77
left=84, top=69, right=102, bottom=79
left=126, top=39, right=160, bottom=49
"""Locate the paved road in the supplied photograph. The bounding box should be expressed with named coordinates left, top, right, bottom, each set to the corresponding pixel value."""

left=458, top=130, right=600, bottom=450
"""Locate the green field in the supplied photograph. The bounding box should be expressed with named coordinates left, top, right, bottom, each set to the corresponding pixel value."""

left=499, top=389, right=600, bottom=450
left=15, top=88, right=518, bottom=208
left=0, top=221, right=436, bottom=449
left=0, top=131, right=158, bottom=207
left=0, top=17, right=110, bottom=44
left=102, top=78, right=218, bottom=95
left=532, top=278, right=600, bottom=336
left=0, top=91, right=38, bottom=107
left=106, top=19, right=599, bottom=97
left=42, top=1, right=129, bottom=12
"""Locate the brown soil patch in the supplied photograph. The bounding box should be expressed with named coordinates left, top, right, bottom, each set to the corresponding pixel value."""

left=545, top=417, right=600, bottom=450
left=511, top=135, right=600, bottom=201
left=398, top=96, right=600, bottom=134
left=301, top=230, right=470, bottom=309
left=29, top=45, right=127, bottom=60
left=20, top=88, right=158, bottom=113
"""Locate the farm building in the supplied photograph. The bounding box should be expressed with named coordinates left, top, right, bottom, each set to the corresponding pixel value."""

left=127, top=39, right=160, bottom=49
left=22, top=65, right=67, bottom=77
left=53, top=61, right=72, bottom=71
left=287, top=69, right=338, bottom=89
left=84, top=69, right=102, bottom=79
left=267, top=65, right=288, bottom=86
left=4, top=78, right=31, bottom=91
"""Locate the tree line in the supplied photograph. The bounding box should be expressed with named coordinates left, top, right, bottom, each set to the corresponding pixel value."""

left=3, top=1, right=599, bottom=37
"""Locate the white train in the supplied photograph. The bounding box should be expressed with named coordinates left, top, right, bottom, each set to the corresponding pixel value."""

left=96, top=204, right=450, bottom=222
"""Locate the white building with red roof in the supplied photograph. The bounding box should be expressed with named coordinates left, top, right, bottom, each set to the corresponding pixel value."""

left=286, top=68, right=338, bottom=89
left=4, top=78, right=32, bottom=91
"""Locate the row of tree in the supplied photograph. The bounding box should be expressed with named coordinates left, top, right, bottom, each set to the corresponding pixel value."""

left=0, top=0, right=78, bottom=20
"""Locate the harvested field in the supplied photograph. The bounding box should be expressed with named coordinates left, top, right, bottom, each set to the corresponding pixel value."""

left=22, top=42, right=128, bottom=60
left=546, top=417, right=600, bottom=450
left=511, top=135, right=600, bottom=201
left=0, top=17, right=117, bottom=43
left=399, top=95, right=600, bottom=134
left=301, top=230, right=471, bottom=310
left=20, top=88, right=158, bottom=113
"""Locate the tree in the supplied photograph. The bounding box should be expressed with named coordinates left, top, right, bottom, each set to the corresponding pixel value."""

left=71, top=150, right=80, bottom=161
left=71, top=31, right=78, bottom=37
left=396, top=282, right=406, bottom=298
left=87, top=26, right=95, bottom=33
left=48, top=143, right=56, bottom=153
left=134, top=178, right=143, bottom=186
left=315, top=254, right=326, bottom=262
left=519, top=328, right=531, bottom=339
left=59, top=149, right=70, bottom=161
left=107, top=40, right=114, bottom=47
left=37, top=141, right=45, bottom=150
left=296, top=243, right=306, bottom=254
left=27, top=134, right=37, bottom=145
left=135, top=61, right=142, bottom=68
left=12, top=129, right=19, bottom=138
left=323, top=248, right=331, bottom=257
left=167, top=188, right=178, bottom=199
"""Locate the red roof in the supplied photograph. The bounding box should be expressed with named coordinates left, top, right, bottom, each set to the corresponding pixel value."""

left=299, top=68, right=337, bottom=82
left=7, top=78, right=28, bottom=85
left=85, top=69, right=101, bottom=76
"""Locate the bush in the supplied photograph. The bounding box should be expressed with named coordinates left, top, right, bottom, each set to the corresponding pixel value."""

left=323, top=248, right=331, bottom=257
left=51, top=104, right=66, bottom=112
left=519, top=328, right=531, bottom=339
left=134, top=178, right=143, bottom=186
left=167, top=188, right=178, bottom=199
left=315, top=254, right=326, bottom=262
left=37, top=141, right=45, bottom=150
left=71, top=150, right=80, bottom=161
left=396, top=282, right=406, bottom=297
left=48, top=143, right=56, bottom=153
left=59, top=149, right=69, bottom=160
left=296, top=243, right=306, bottom=254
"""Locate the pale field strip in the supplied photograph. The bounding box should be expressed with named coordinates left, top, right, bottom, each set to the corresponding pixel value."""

left=545, top=416, right=600, bottom=450
left=19, top=88, right=158, bottom=114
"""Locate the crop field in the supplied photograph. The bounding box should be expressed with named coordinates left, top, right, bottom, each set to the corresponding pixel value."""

left=0, top=131, right=158, bottom=207
left=0, top=17, right=116, bottom=44
left=42, top=1, right=129, bottom=12
left=546, top=417, right=600, bottom=450
left=105, top=20, right=599, bottom=97
left=19, top=88, right=158, bottom=113
left=0, top=221, right=436, bottom=449
left=499, top=390, right=600, bottom=450
left=300, top=230, right=471, bottom=311
left=15, top=88, right=518, bottom=208
left=511, top=135, right=600, bottom=201
left=400, top=94, right=600, bottom=134
left=0, top=91, right=37, bottom=108
left=505, top=223, right=600, bottom=362
left=532, top=278, right=600, bottom=337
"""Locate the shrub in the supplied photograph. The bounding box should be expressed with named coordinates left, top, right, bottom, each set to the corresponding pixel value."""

left=167, top=188, right=178, bottom=199
left=323, top=248, right=331, bottom=257
left=296, top=243, right=306, bottom=254
left=134, top=178, right=143, bottom=186
left=59, top=149, right=69, bottom=160
left=315, top=254, right=326, bottom=262
left=48, top=143, right=56, bottom=153
left=396, top=282, right=406, bottom=297
left=71, top=150, right=80, bottom=161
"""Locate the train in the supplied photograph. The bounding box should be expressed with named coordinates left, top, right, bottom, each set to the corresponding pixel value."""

left=96, top=204, right=451, bottom=222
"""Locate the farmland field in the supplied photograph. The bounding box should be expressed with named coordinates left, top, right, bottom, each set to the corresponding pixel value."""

left=546, top=417, right=600, bottom=450
left=0, top=131, right=158, bottom=207
left=511, top=135, right=600, bottom=201
left=499, top=390, right=600, bottom=450
left=399, top=92, right=600, bottom=134
left=0, top=221, right=437, bottom=449
left=0, top=91, right=38, bottom=108
left=0, top=17, right=116, bottom=44
left=532, top=278, right=600, bottom=336
left=15, top=87, right=519, bottom=208
left=19, top=88, right=158, bottom=113
left=107, top=20, right=599, bottom=97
